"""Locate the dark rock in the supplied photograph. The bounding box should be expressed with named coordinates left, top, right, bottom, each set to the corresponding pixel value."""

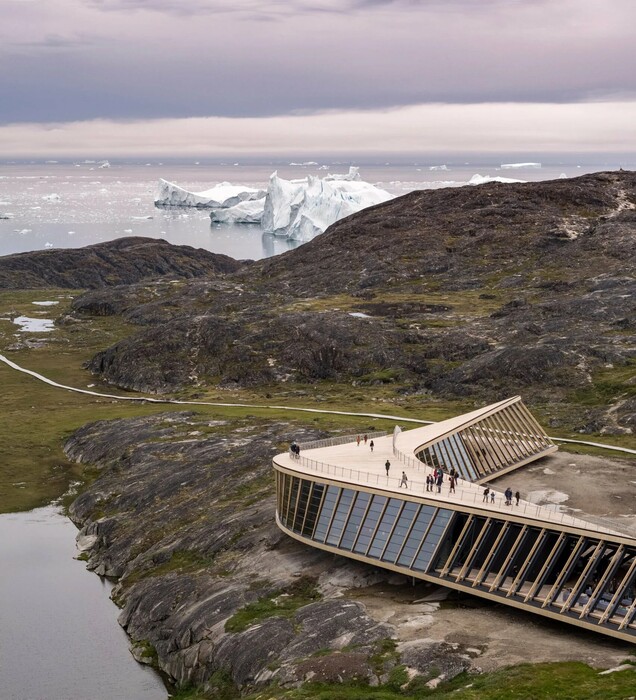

left=0, top=236, right=242, bottom=289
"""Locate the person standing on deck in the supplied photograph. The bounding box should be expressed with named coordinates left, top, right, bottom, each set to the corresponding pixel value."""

left=399, top=471, right=408, bottom=488
left=483, top=487, right=490, bottom=502
left=370, top=440, right=374, bottom=452
left=385, top=460, right=391, bottom=476
left=356, top=435, right=361, bottom=446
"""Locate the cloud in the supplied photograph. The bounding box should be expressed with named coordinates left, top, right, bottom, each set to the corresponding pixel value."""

left=1, top=0, right=635, bottom=125
left=1, top=100, right=635, bottom=158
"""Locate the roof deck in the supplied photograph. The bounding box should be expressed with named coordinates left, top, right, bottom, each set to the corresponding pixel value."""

left=275, top=432, right=629, bottom=539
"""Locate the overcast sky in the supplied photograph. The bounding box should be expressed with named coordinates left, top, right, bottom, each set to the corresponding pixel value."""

left=1, top=0, right=635, bottom=157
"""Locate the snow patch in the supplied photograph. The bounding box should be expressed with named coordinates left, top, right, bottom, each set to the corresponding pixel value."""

left=32, top=301, right=59, bottom=306
left=42, top=193, right=61, bottom=202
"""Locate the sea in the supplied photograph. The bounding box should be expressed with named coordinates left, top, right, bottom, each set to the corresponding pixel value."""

left=0, top=155, right=633, bottom=699
left=1, top=156, right=634, bottom=260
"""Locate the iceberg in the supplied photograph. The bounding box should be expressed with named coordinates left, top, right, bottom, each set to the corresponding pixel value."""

left=261, top=169, right=392, bottom=242
left=155, top=179, right=266, bottom=208
left=210, top=198, right=265, bottom=224
left=469, top=174, right=525, bottom=186
left=500, top=162, right=541, bottom=169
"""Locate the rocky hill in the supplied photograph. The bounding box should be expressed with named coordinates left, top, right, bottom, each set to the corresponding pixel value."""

left=0, top=236, right=242, bottom=289
left=64, top=171, right=635, bottom=433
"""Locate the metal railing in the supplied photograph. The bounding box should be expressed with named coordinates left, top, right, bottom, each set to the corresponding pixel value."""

left=295, top=430, right=389, bottom=452
left=281, top=451, right=622, bottom=537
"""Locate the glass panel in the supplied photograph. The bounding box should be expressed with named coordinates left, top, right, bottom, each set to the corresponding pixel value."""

left=367, top=499, right=402, bottom=558
left=313, top=485, right=341, bottom=543
left=286, top=478, right=300, bottom=527
left=339, top=492, right=371, bottom=551
left=325, top=489, right=355, bottom=545
left=412, top=509, right=453, bottom=572
left=353, top=495, right=388, bottom=554
left=302, top=483, right=325, bottom=537
left=292, top=480, right=313, bottom=532
left=396, top=505, right=436, bottom=566
left=382, top=501, right=419, bottom=563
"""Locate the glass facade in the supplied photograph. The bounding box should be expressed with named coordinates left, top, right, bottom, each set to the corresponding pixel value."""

left=416, top=401, right=555, bottom=482
left=276, top=470, right=636, bottom=641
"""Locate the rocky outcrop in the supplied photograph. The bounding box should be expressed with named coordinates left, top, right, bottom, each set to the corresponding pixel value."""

left=66, top=413, right=424, bottom=694
left=0, top=236, right=243, bottom=289
left=65, top=172, right=636, bottom=432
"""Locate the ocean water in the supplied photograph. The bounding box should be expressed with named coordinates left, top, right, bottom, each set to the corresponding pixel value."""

left=1, top=157, right=632, bottom=260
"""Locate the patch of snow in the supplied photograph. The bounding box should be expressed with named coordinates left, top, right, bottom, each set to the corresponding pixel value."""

left=132, top=215, right=153, bottom=220
left=44, top=242, right=54, bottom=248
left=13, top=316, right=55, bottom=332
left=349, top=312, right=371, bottom=318
left=155, top=179, right=266, bottom=208
left=98, top=160, right=110, bottom=168
left=429, top=164, right=449, bottom=171
left=543, top=468, right=555, bottom=475
left=32, top=301, right=59, bottom=306
left=42, top=193, right=61, bottom=201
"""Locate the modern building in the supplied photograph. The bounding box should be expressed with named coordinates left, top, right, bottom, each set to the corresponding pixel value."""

left=273, top=397, right=636, bottom=643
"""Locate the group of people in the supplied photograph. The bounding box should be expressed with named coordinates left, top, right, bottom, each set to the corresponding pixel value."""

left=482, top=486, right=521, bottom=505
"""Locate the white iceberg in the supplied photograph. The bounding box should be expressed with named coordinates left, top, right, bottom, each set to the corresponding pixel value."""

left=262, top=169, right=392, bottom=242
left=155, top=179, right=266, bottom=208
left=500, top=162, right=541, bottom=169
left=429, top=165, right=449, bottom=171
left=210, top=198, right=265, bottom=224
left=469, top=174, right=526, bottom=186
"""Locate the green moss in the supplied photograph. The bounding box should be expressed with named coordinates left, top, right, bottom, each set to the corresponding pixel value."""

left=225, top=577, right=321, bottom=633
left=239, top=661, right=636, bottom=700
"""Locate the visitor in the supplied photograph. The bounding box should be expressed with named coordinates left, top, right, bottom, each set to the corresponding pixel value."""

left=505, top=487, right=513, bottom=505
left=399, top=471, right=408, bottom=488
left=385, top=460, right=391, bottom=476
left=490, top=490, right=495, bottom=504
left=370, top=440, right=374, bottom=452
left=515, top=490, right=520, bottom=506
left=356, top=435, right=361, bottom=446
left=483, top=487, right=490, bottom=503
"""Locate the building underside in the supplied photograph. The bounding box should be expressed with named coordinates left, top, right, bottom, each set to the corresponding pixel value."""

left=273, top=397, right=636, bottom=644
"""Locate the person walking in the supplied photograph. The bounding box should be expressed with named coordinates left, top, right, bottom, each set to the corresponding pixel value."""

left=370, top=440, right=374, bottom=452
left=356, top=435, right=361, bottom=446
left=483, top=487, right=490, bottom=503
left=505, top=487, right=513, bottom=506
left=490, top=490, right=495, bottom=504
left=385, top=460, right=391, bottom=476
left=515, top=490, right=521, bottom=506
left=363, top=434, right=368, bottom=444
left=449, top=474, right=456, bottom=494
left=436, top=472, right=443, bottom=493
left=426, top=474, right=432, bottom=492
left=399, top=471, right=408, bottom=488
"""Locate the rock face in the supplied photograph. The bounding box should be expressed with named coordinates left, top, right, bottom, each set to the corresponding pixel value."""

left=0, top=237, right=242, bottom=289
left=69, top=171, right=636, bottom=432
left=65, top=413, right=420, bottom=694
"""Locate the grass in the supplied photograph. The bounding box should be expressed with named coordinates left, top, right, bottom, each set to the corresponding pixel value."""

left=224, top=577, right=321, bottom=633
left=161, top=661, right=636, bottom=700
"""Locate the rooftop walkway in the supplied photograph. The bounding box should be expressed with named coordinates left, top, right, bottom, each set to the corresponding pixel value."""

left=276, top=432, right=629, bottom=539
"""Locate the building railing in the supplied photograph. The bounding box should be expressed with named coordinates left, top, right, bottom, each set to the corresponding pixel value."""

left=280, top=451, right=621, bottom=537
left=294, top=430, right=389, bottom=452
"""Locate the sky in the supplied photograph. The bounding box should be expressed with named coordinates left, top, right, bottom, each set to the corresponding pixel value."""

left=1, top=0, right=635, bottom=158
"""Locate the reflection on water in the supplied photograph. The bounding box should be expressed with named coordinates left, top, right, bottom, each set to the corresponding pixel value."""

left=0, top=506, right=166, bottom=700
